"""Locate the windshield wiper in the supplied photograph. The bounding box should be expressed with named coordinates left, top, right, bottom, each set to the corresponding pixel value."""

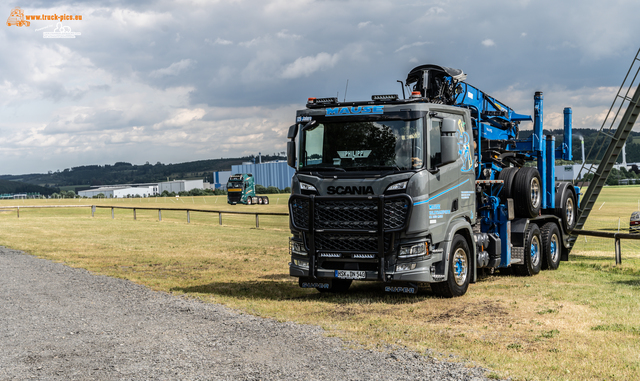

left=345, top=165, right=402, bottom=171
left=302, top=166, right=346, bottom=172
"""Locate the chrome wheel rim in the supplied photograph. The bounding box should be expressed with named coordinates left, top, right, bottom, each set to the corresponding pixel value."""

left=565, top=197, right=575, bottom=226
left=530, top=177, right=541, bottom=209
left=531, top=235, right=541, bottom=267
left=453, top=248, right=468, bottom=286
left=550, top=233, right=559, bottom=264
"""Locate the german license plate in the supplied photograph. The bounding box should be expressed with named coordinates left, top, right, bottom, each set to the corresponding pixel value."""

left=334, top=270, right=366, bottom=279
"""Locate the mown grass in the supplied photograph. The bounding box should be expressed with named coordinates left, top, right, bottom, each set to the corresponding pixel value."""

left=1, top=190, right=640, bottom=380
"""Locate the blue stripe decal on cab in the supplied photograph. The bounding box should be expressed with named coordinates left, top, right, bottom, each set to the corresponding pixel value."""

left=413, top=179, right=470, bottom=206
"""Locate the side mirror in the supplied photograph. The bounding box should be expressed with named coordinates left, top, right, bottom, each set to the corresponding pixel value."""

left=287, top=124, right=298, bottom=139
left=440, top=118, right=458, bottom=165
left=287, top=141, right=296, bottom=168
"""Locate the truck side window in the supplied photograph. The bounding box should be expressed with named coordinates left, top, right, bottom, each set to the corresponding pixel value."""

left=430, top=119, right=442, bottom=167
left=304, top=124, right=324, bottom=165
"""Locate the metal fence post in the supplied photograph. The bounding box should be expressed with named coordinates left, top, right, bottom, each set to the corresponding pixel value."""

left=111, top=208, right=114, bottom=219
left=256, top=214, right=259, bottom=228
left=615, top=237, right=622, bottom=265
left=158, top=209, right=162, bottom=221
left=92, top=205, right=95, bottom=217
left=17, top=207, right=19, bottom=218
left=219, top=212, right=222, bottom=225
left=187, top=210, right=190, bottom=224
left=133, top=208, right=137, bottom=220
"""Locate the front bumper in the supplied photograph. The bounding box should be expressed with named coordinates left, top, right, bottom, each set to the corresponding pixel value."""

left=289, top=248, right=444, bottom=283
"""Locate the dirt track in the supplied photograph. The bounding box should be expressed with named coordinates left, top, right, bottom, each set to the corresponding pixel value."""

left=0, top=247, right=494, bottom=380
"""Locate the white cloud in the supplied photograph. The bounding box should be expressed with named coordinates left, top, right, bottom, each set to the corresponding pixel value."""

left=276, top=30, right=302, bottom=40
left=395, top=41, right=431, bottom=53
left=149, top=59, right=196, bottom=78
left=1, top=0, right=639, bottom=174
left=206, top=37, right=233, bottom=45
left=482, top=39, right=495, bottom=47
left=425, top=7, right=445, bottom=15
left=281, top=52, right=340, bottom=79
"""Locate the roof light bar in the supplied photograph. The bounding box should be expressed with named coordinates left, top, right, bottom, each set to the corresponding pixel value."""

left=314, top=97, right=338, bottom=104
left=372, top=94, right=398, bottom=101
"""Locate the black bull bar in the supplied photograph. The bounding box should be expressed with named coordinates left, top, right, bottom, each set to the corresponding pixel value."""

left=289, top=194, right=413, bottom=280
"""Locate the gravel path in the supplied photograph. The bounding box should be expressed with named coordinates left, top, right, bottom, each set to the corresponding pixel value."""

left=0, top=247, right=495, bottom=380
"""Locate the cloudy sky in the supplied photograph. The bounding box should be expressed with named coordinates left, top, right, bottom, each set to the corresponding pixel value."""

left=1, top=0, right=639, bottom=175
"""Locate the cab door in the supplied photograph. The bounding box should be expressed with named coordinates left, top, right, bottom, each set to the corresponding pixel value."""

left=425, top=112, right=475, bottom=242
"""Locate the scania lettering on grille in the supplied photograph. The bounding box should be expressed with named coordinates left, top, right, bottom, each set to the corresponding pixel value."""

left=326, top=105, right=383, bottom=116
left=326, top=186, right=374, bottom=195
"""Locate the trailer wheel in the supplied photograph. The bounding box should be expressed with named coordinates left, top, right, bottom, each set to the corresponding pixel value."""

left=432, top=234, right=470, bottom=298
left=541, top=222, right=561, bottom=270
left=555, top=184, right=577, bottom=231
left=516, top=224, right=542, bottom=276
left=317, top=279, right=352, bottom=293
left=514, top=167, right=542, bottom=218
left=498, top=167, right=518, bottom=202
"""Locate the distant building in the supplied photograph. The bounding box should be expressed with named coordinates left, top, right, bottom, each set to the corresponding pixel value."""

left=212, top=171, right=231, bottom=190
left=158, top=179, right=203, bottom=194
left=79, top=186, right=155, bottom=198
left=554, top=164, right=590, bottom=181
left=78, top=179, right=204, bottom=198
left=231, top=161, right=295, bottom=190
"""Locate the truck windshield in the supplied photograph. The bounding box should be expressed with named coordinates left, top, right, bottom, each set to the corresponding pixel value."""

left=228, top=182, right=243, bottom=189
left=300, top=119, right=424, bottom=171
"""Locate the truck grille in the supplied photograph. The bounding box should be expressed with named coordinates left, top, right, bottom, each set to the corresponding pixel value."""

left=307, top=233, right=391, bottom=253
left=315, top=200, right=378, bottom=229
left=289, top=196, right=410, bottom=231
left=290, top=198, right=310, bottom=228
left=228, top=193, right=242, bottom=203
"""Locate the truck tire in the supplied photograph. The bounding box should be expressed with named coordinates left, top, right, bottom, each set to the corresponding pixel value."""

left=555, top=183, right=577, bottom=231
left=246, top=197, right=252, bottom=205
left=263, top=197, right=269, bottom=205
left=541, top=222, right=561, bottom=270
left=514, top=167, right=542, bottom=218
left=317, top=279, right=352, bottom=293
left=515, top=224, right=542, bottom=276
left=498, top=167, right=518, bottom=202
left=431, top=235, right=470, bottom=298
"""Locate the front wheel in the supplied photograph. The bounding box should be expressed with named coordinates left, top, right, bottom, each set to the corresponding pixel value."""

left=246, top=197, right=252, bottom=205
left=431, top=235, right=470, bottom=298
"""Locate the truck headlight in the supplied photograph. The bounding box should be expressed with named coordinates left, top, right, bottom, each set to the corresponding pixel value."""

left=386, top=181, right=408, bottom=192
left=300, top=182, right=317, bottom=192
left=292, top=259, right=309, bottom=269
left=291, top=241, right=307, bottom=256
left=396, top=263, right=417, bottom=272
left=398, top=242, right=428, bottom=258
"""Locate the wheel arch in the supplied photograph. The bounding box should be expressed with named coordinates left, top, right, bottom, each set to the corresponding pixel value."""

left=442, top=218, right=476, bottom=283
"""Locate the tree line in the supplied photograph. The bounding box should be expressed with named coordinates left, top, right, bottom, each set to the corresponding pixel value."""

left=0, top=155, right=285, bottom=190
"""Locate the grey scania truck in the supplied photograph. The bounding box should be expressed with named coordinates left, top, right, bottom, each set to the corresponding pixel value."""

left=286, top=64, right=578, bottom=297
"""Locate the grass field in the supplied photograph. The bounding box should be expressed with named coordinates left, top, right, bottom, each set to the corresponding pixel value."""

left=1, top=189, right=640, bottom=380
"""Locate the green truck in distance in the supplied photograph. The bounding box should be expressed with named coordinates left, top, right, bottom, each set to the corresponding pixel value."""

left=226, top=173, right=269, bottom=205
